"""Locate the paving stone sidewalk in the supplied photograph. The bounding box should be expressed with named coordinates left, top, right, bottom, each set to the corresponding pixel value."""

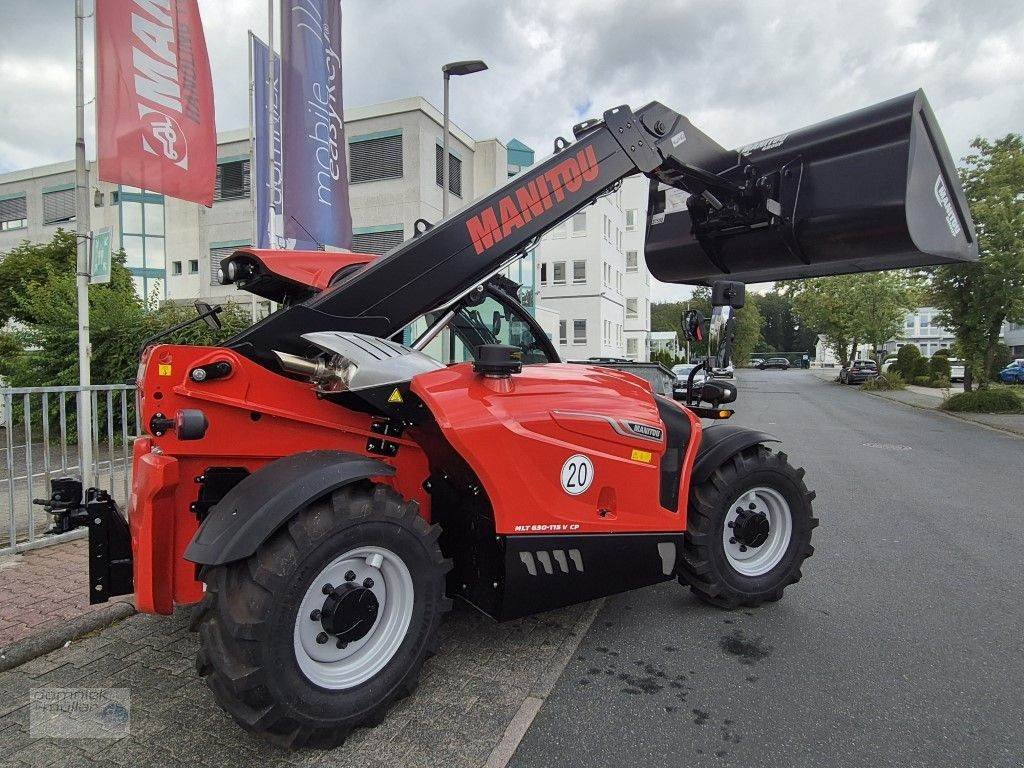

left=0, top=596, right=598, bottom=768
left=0, top=538, right=131, bottom=649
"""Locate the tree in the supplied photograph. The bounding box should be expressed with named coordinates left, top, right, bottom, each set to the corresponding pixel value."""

left=929, top=135, right=1024, bottom=390
left=786, top=273, right=913, bottom=367
left=754, top=291, right=819, bottom=357
left=849, top=272, right=916, bottom=360
left=787, top=277, right=861, bottom=368
left=0, top=231, right=252, bottom=389
left=0, top=229, right=79, bottom=325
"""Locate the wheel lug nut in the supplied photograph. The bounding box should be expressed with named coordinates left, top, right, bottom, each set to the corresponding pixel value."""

left=345, top=570, right=356, bottom=582
left=727, top=521, right=735, bottom=529
left=739, top=545, right=748, bottom=552
left=729, top=537, right=737, bottom=544
left=748, top=503, right=756, bottom=510
left=309, top=609, right=321, bottom=621
left=322, top=583, right=334, bottom=595
left=316, top=632, right=329, bottom=644
left=363, top=578, right=374, bottom=588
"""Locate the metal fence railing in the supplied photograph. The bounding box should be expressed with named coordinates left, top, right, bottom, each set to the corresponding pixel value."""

left=1, top=385, right=138, bottom=555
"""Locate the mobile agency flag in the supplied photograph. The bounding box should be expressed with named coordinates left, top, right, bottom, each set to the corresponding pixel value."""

left=96, top=0, right=216, bottom=206
left=281, top=0, right=353, bottom=250
left=249, top=33, right=284, bottom=249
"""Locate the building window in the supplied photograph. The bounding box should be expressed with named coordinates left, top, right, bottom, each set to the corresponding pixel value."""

left=214, top=159, right=251, bottom=201
left=42, top=187, right=76, bottom=224
left=435, top=145, right=463, bottom=197
left=573, top=260, right=586, bottom=284
left=549, top=223, right=566, bottom=239
left=626, top=297, right=638, bottom=319
left=573, top=319, right=587, bottom=344
left=118, top=186, right=166, bottom=302
left=616, top=229, right=622, bottom=251
left=210, top=243, right=250, bottom=286
left=188, top=259, right=199, bottom=274
left=352, top=227, right=405, bottom=255
left=171, top=261, right=182, bottom=276
left=626, top=337, right=638, bottom=357
left=616, top=271, right=622, bottom=293
left=571, top=212, right=586, bottom=236
left=539, top=263, right=547, bottom=285
left=559, top=320, right=567, bottom=345
left=553, top=262, right=566, bottom=285
left=0, top=195, right=28, bottom=230
left=626, top=250, right=638, bottom=272
left=626, top=209, right=638, bottom=231
left=349, top=132, right=403, bottom=183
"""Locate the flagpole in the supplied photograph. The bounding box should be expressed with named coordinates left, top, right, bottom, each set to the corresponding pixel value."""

left=267, top=0, right=276, bottom=249
left=75, top=0, right=94, bottom=487
left=248, top=33, right=257, bottom=323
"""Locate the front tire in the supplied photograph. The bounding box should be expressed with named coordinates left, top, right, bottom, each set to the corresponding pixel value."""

left=191, top=482, right=450, bottom=748
left=678, top=445, right=817, bottom=608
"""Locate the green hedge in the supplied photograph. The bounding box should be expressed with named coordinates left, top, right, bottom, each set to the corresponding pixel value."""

left=942, top=388, right=1024, bottom=414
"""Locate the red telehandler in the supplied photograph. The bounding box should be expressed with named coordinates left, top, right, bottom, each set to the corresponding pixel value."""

left=41, top=90, right=975, bottom=747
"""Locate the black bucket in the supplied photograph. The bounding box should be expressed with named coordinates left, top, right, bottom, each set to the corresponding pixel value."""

left=644, top=90, right=978, bottom=285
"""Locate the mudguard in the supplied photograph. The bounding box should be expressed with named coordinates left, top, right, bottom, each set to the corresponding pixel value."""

left=691, top=424, right=778, bottom=484
left=184, top=450, right=394, bottom=566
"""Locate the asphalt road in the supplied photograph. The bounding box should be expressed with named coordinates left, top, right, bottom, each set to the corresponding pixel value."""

left=511, top=370, right=1023, bottom=768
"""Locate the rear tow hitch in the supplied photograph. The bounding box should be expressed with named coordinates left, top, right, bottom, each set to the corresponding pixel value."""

left=34, top=479, right=134, bottom=604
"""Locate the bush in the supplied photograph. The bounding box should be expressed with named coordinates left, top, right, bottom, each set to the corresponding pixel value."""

left=911, top=357, right=931, bottom=379
left=929, top=354, right=951, bottom=381
left=912, top=375, right=933, bottom=387
left=942, top=388, right=1024, bottom=414
left=932, top=348, right=950, bottom=358
left=861, top=371, right=906, bottom=391
left=895, top=344, right=921, bottom=378
left=930, top=375, right=951, bottom=389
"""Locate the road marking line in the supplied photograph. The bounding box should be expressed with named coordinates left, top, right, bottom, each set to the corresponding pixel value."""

left=484, top=597, right=604, bottom=768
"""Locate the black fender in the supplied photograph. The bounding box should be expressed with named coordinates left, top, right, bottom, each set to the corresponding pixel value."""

left=691, top=424, right=779, bottom=484
left=184, top=450, right=395, bottom=566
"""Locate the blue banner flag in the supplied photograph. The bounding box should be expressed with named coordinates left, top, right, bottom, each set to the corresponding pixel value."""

left=249, top=33, right=284, bottom=249
left=281, top=0, right=353, bottom=250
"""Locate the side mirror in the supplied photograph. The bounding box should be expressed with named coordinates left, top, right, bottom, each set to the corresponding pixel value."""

left=195, top=300, right=222, bottom=331
left=699, top=380, right=737, bottom=407
left=682, top=309, right=707, bottom=342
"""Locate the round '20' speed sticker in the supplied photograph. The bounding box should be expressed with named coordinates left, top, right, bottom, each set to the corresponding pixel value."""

left=560, top=454, right=594, bottom=496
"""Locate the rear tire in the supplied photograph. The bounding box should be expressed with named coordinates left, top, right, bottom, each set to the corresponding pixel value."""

left=678, top=445, right=817, bottom=608
left=191, top=482, right=450, bottom=749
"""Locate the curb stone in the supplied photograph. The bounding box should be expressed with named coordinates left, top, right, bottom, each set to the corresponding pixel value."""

left=0, top=601, right=136, bottom=673
left=862, top=389, right=1024, bottom=440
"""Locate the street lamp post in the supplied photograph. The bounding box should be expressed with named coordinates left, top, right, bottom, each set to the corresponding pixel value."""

left=441, top=60, right=487, bottom=218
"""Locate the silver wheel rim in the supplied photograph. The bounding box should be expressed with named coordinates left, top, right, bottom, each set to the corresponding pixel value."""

left=722, top=487, right=792, bottom=577
left=293, top=546, right=414, bottom=690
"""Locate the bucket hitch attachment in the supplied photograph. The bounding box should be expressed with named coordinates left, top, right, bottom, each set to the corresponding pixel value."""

left=35, top=479, right=134, bottom=604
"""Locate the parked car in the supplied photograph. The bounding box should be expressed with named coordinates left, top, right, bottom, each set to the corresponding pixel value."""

left=757, top=357, right=790, bottom=370
left=748, top=358, right=765, bottom=368
left=998, top=362, right=1024, bottom=384
left=947, top=358, right=965, bottom=383
left=839, top=359, right=878, bottom=384
left=671, top=363, right=708, bottom=401
left=710, top=362, right=735, bottom=378
left=881, top=357, right=898, bottom=373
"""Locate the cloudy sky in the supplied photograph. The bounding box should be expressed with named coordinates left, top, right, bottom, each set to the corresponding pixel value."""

left=1, top=0, right=1022, bottom=298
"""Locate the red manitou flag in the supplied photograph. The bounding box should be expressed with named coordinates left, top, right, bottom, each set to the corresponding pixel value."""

left=96, top=0, right=216, bottom=206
